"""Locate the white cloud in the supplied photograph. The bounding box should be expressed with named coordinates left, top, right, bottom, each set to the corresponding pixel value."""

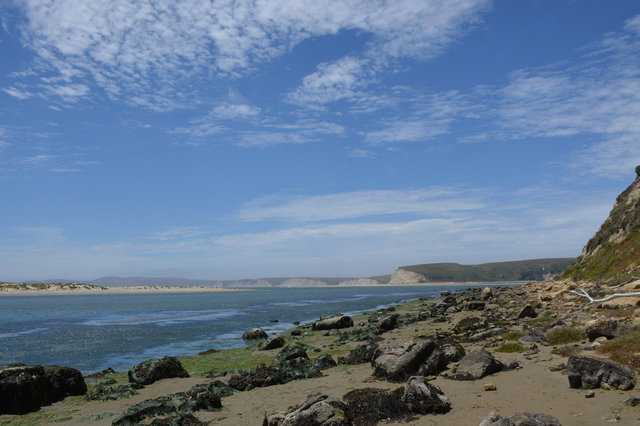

left=212, top=103, right=260, bottom=120
left=2, top=86, right=32, bottom=99
left=237, top=188, right=486, bottom=222
left=10, top=0, right=490, bottom=108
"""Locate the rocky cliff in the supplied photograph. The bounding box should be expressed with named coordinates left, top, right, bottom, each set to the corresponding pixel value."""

left=563, top=167, right=640, bottom=285
left=388, top=269, right=427, bottom=284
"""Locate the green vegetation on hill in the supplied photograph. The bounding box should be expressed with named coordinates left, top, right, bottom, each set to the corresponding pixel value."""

left=400, top=258, right=575, bottom=282
left=562, top=171, right=640, bottom=285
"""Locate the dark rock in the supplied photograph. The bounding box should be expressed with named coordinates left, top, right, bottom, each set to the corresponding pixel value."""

left=242, top=328, right=269, bottom=340
left=418, top=346, right=448, bottom=376
left=479, top=411, right=562, bottom=426
left=376, top=314, right=399, bottom=332
left=228, top=364, right=283, bottom=391
left=0, top=365, right=87, bottom=415
left=128, top=356, right=189, bottom=386
left=339, top=326, right=382, bottom=343
left=263, top=393, right=350, bottom=426
left=442, top=343, right=466, bottom=363
left=277, top=357, right=323, bottom=382
left=453, top=317, right=488, bottom=334
left=86, top=367, right=115, bottom=378
left=623, top=397, right=640, bottom=406
left=258, top=335, right=287, bottom=351
left=465, top=301, right=486, bottom=311
left=291, top=329, right=302, bottom=336
left=585, top=319, right=621, bottom=341
left=313, top=315, right=354, bottom=331
left=372, top=339, right=439, bottom=381
left=401, top=376, right=451, bottom=414
left=86, top=383, right=139, bottom=401
left=454, top=349, right=504, bottom=380
left=517, top=305, right=538, bottom=319
left=292, top=321, right=301, bottom=325
left=197, top=348, right=220, bottom=355
left=150, top=414, right=207, bottom=426
left=566, top=355, right=635, bottom=390
left=520, top=328, right=547, bottom=344
left=274, top=343, right=310, bottom=365
left=313, top=355, right=337, bottom=370
left=343, top=387, right=406, bottom=425
left=112, top=384, right=222, bottom=425
left=338, top=342, right=379, bottom=365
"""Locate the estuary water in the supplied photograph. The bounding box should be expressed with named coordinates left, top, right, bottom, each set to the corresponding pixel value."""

left=0, top=285, right=492, bottom=373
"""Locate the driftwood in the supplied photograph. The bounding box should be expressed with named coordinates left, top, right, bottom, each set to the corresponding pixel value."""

left=569, top=288, right=640, bottom=304
left=608, top=277, right=640, bottom=289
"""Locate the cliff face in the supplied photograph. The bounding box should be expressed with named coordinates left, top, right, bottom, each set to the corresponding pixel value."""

left=563, top=169, right=640, bottom=284
left=388, top=269, right=426, bottom=284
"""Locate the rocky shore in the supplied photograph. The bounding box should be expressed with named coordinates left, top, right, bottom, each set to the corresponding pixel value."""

left=1, top=280, right=639, bottom=425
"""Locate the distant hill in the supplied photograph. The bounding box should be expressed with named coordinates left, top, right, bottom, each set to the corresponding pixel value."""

left=391, top=258, right=576, bottom=283
left=562, top=168, right=640, bottom=285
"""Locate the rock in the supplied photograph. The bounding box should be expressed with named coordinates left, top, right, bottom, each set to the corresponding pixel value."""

left=242, top=328, right=269, bottom=340
left=453, top=317, right=488, bottom=334
left=343, top=387, right=406, bottom=425
left=274, top=343, right=310, bottom=365
left=86, top=383, right=139, bottom=401
left=228, top=364, right=283, bottom=391
left=372, top=339, right=438, bottom=381
left=479, top=411, right=562, bottom=426
left=442, top=343, right=466, bottom=363
left=258, top=335, right=286, bottom=350
left=112, top=384, right=222, bottom=425
left=313, top=355, right=337, bottom=370
left=585, top=390, right=595, bottom=398
left=86, top=367, right=116, bottom=378
left=483, top=383, right=497, bottom=391
left=602, top=413, right=621, bottom=422
left=197, top=348, right=220, bottom=355
left=150, top=414, right=207, bottom=425
left=376, top=313, right=399, bottom=332
left=338, top=342, right=379, bottom=365
left=418, top=346, right=448, bottom=376
left=465, top=301, right=486, bottom=311
left=567, top=355, right=635, bottom=390
left=517, top=305, right=538, bottom=319
left=313, top=315, right=354, bottom=331
left=520, top=328, right=547, bottom=344
left=584, top=319, right=621, bottom=341
left=623, top=397, right=640, bottom=406
left=401, top=376, right=451, bottom=414
left=481, top=287, right=493, bottom=300
left=0, top=365, right=87, bottom=415
left=273, top=343, right=322, bottom=382
left=291, top=329, right=302, bottom=336
left=454, top=349, right=504, bottom=380
left=128, top=356, right=189, bottom=386
left=263, top=393, right=350, bottom=426
left=468, top=327, right=507, bottom=342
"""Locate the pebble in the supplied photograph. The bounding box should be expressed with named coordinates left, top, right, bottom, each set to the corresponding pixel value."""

left=585, top=390, right=595, bottom=398
left=483, top=383, right=497, bottom=391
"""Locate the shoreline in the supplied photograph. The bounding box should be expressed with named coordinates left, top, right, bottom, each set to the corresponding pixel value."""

left=0, top=281, right=524, bottom=296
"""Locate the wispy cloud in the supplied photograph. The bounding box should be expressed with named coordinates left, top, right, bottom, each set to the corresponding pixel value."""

left=8, top=0, right=490, bottom=108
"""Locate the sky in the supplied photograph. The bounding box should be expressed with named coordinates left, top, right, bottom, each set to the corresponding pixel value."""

left=1, top=0, right=640, bottom=282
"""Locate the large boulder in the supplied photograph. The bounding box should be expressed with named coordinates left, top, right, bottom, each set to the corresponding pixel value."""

left=313, top=315, right=354, bottom=331
left=264, top=393, right=350, bottom=426
left=242, top=328, right=268, bottom=340
left=227, top=364, right=283, bottom=391
left=401, top=376, right=451, bottom=414
left=112, top=383, right=222, bottom=425
left=338, top=341, right=379, bottom=365
left=376, top=314, right=399, bottom=333
left=584, top=319, right=621, bottom=341
left=454, top=349, right=504, bottom=380
left=128, top=356, right=190, bottom=386
left=258, top=336, right=286, bottom=350
left=371, top=339, right=439, bottom=381
left=479, top=411, right=562, bottom=426
left=516, top=305, right=538, bottom=319
left=0, top=365, right=87, bottom=414
left=567, top=355, right=635, bottom=390
left=343, top=387, right=406, bottom=425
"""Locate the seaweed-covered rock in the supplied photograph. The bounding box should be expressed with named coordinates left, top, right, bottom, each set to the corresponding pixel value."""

left=567, top=355, right=635, bottom=390
left=479, top=410, right=562, bottom=426
left=454, top=349, right=504, bottom=381
left=264, top=393, right=350, bottom=426
left=128, top=356, right=189, bottom=386
left=258, top=335, right=286, bottom=350
left=227, top=365, right=283, bottom=391
left=274, top=343, right=310, bottom=365
left=453, top=317, right=488, bottom=334
left=242, top=328, right=269, bottom=340
left=86, top=383, right=139, bottom=401
left=338, top=342, right=379, bottom=365
left=464, top=301, right=486, bottom=311
left=401, top=376, right=451, bottom=414
left=343, top=387, right=406, bottom=425
left=313, top=315, right=354, bottom=331
left=376, top=314, right=399, bottom=333
left=278, top=357, right=323, bottom=382
left=313, top=354, right=338, bottom=370
left=0, top=365, right=87, bottom=415
left=112, top=384, right=222, bottom=426
left=372, top=339, right=438, bottom=381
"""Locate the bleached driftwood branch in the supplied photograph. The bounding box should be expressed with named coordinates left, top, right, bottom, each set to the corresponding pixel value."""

left=569, top=288, right=640, bottom=304
left=608, top=277, right=640, bottom=289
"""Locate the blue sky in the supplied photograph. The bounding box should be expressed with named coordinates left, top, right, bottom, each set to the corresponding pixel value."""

left=1, top=0, right=640, bottom=281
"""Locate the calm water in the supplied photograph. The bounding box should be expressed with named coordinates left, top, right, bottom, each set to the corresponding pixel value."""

left=0, top=285, right=491, bottom=373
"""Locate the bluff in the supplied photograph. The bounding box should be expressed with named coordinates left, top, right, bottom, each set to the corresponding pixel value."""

left=562, top=167, right=640, bottom=285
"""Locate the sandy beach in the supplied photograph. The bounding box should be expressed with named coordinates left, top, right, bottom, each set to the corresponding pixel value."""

left=0, top=285, right=252, bottom=296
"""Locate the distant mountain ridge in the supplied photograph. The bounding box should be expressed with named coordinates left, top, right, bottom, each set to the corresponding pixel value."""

left=391, top=258, right=576, bottom=283
left=562, top=168, right=640, bottom=285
